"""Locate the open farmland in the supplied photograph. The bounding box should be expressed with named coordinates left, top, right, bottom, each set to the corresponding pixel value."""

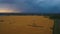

left=0, top=16, right=54, bottom=34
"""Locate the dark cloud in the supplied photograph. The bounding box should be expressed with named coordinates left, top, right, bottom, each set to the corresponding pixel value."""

left=0, top=0, right=60, bottom=14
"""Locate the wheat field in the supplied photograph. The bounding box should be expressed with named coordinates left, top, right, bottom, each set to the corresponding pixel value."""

left=0, top=16, right=54, bottom=34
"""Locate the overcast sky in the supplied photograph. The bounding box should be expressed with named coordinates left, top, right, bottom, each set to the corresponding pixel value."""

left=0, top=0, right=60, bottom=14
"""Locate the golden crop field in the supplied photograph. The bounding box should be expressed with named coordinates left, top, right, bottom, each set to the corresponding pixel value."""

left=0, top=16, right=54, bottom=34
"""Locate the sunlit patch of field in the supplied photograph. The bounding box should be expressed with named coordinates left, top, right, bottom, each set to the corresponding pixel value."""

left=0, top=16, right=54, bottom=34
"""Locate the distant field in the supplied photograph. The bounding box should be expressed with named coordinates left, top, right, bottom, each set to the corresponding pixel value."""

left=0, top=16, right=54, bottom=34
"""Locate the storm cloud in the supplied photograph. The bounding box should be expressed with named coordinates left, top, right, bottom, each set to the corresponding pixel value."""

left=0, top=0, right=60, bottom=14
